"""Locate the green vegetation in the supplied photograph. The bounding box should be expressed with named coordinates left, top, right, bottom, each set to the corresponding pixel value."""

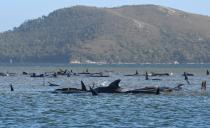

left=0, top=5, right=210, bottom=63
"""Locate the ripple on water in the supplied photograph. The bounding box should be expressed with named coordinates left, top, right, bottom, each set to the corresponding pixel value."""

left=1, top=65, right=210, bottom=127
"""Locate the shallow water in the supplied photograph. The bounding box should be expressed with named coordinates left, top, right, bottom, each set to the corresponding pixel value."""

left=1, top=64, right=210, bottom=128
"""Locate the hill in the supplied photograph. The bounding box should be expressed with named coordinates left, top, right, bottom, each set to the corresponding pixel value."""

left=0, top=5, right=210, bottom=63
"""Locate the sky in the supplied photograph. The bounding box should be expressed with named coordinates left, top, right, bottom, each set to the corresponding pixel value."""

left=0, top=0, right=209, bottom=32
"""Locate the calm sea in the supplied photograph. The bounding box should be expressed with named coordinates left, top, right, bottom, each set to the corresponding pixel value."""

left=0, top=64, right=210, bottom=128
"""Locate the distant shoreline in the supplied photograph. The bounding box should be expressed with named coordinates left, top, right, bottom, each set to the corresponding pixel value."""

left=1, top=62, right=210, bottom=67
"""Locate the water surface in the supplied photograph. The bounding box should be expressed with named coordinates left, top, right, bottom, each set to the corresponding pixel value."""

left=0, top=64, right=210, bottom=128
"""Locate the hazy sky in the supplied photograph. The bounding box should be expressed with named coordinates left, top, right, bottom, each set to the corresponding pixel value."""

left=0, top=0, right=209, bottom=32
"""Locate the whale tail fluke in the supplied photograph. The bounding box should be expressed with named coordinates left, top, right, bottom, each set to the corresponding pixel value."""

left=89, top=86, right=98, bottom=96
left=201, top=81, right=207, bottom=91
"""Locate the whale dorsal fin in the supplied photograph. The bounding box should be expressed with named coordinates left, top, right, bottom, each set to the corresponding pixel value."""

left=10, top=84, right=14, bottom=91
left=81, top=81, right=87, bottom=91
left=108, top=79, right=121, bottom=89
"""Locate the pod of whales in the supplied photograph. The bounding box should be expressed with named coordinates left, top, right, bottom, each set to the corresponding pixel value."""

left=53, top=79, right=162, bottom=95
left=4, top=68, right=209, bottom=96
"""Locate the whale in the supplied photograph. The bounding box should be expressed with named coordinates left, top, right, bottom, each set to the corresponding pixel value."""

left=151, top=72, right=170, bottom=77
left=30, top=73, right=45, bottom=78
left=158, top=84, right=184, bottom=92
left=89, top=72, right=109, bottom=77
left=124, top=70, right=143, bottom=76
left=52, top=79, right=164, bottom=95
left=78, top=69, right=91, bottom=75
left=125, top=86, right=160, bottom=95
left=92, top=79, right=122, bottom=93
left=57, top=69, right=68, bottom=75
left=53, top=81, right=87, bottom=93
left=48, top=82, right=60, bottom=86
left=91, top=79, right=160, bottom=95
left=145, top=72, right=161, bottom=81
left=0, top=72, right=7, bottom=77
left=182, top=72, right=194, bottom=76
left=22, top=72, right=28, bottom=75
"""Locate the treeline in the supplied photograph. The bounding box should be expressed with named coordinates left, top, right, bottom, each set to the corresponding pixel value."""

left=0, top=5, right=210, bottom=63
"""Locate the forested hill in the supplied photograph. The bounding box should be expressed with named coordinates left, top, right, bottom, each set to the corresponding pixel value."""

left=0, top=5, right=210, bottom=63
